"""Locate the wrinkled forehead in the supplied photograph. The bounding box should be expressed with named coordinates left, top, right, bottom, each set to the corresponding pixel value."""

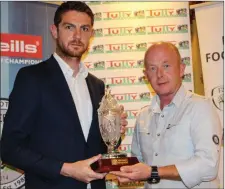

left=144, top=44, right=180, bottom=66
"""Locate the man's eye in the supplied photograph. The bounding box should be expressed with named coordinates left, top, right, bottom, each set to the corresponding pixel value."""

left=65, top=25, right=73, bottom=30
left=163, top=64, right=169, bottom=69
left=82, top=27, right=89, bottom=32
left=150, top=67, right=156, bottom=72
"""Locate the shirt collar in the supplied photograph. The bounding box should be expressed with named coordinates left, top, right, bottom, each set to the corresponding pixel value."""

left=150, top=95, right=161, bottom=113
left=53, top=52, right=89, bottom=78
left=171, top=85, right=187, bottom=107
left=150, top=85, right=187, bottom=113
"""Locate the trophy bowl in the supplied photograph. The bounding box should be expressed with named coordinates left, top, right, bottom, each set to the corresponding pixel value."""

left=91, top=86, right=138, bottom=173
left=98, top=96, right=126, bottom=159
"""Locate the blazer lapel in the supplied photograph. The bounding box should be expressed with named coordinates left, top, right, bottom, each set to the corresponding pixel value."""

left=86, top=74, right=98, bottom=112
left=46, top=56, right=85, bottom=141
left=85, top=74, right=102, bottom=144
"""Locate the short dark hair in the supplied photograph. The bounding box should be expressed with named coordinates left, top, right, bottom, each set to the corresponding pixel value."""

left=54, top=1, right=94, bottom=27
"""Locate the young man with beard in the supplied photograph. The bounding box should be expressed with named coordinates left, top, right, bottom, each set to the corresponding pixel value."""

left=111, top=42, right=222, bottom=188
left=1, top=2, right=127, bottom=189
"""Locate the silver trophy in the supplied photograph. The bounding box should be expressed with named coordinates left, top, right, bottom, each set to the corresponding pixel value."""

left=98, top=86, right=126, bottom=159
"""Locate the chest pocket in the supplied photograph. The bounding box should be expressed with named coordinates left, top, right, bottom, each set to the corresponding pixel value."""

left=162, top=116, right=193, bottom=157
left=137, top=121, right=154, bottom=155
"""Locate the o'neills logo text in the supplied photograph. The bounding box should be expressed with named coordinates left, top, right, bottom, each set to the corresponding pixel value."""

left=0, top=33, right=42, bottom=59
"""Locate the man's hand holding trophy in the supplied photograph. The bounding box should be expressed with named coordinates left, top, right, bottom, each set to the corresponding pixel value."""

left=91, top=86, right=138, bottom=173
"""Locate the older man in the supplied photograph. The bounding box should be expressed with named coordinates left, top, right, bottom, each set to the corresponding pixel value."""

left=111, top=42, right=222, bottom=188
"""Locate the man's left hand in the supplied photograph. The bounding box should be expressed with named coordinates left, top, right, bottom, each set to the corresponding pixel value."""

left=110, top=163, right=152, bottom=183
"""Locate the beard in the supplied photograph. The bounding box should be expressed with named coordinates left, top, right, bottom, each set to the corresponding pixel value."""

left=56, top=38, right=87, bottom=58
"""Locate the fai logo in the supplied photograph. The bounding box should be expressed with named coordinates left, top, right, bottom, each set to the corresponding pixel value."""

left=0, top=33, right=42, bottom=59
left=211, top=86, right=224, bottom=111
left=1, top=98, right=25, bottom=189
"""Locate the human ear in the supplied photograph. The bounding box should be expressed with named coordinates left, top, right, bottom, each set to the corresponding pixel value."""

left=50, top=24, right=58, bottom=39
left=180, top=63, right=186, bottom=77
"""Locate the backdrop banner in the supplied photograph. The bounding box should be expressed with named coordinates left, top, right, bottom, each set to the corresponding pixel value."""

left=87, top=2, right=193, bottom=188
left=194, top=2, right=224, bottom=188
left=0, top=2, right=193, bottom=189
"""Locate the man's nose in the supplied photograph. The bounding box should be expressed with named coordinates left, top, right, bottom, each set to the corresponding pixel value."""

left=157, top=67, right=164, bottom=78
left=74, top=28, right=81, bottom=39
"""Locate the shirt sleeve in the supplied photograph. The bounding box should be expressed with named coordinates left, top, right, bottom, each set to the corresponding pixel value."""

left=175, top=99, right=222, bottom=188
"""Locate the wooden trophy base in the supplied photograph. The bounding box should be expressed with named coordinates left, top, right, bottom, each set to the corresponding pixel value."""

left=91, top=157, right=139, bottom=173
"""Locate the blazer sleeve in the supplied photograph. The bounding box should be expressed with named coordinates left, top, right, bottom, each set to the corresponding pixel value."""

left=1, top=68, right=63, bottom=180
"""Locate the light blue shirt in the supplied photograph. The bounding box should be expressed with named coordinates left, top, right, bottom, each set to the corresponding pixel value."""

left=132, top=85, right=222, bottom=188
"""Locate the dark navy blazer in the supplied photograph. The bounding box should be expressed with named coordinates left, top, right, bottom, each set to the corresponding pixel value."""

left=1, top=56, right=107, bottom=189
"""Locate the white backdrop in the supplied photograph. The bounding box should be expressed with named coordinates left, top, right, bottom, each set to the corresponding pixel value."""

left=193, top=2, right=224, bottom=188
left=87, top=2, right=193, bottom=188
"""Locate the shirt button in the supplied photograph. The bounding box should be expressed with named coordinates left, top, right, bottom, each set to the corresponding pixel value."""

left=161, top=114, right=164, bottom=118
left=155, top=153, right=158, bottom=156
left=157, top=133, right=160, bottom=136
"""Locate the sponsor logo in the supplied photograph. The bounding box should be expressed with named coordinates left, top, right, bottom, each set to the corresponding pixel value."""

left=137, top=59, right=144, bottom=67
left=146, top=8, right=187, bottom=18
left=85, top=59, right=144, bottom=70
left=94, top=12, right=102, bottom=21
left=176, top=8, right=187, bottom=16
left=113, top=92, right=151, bottom=103
left=101, top=8, right=187, bottom=20
left=106, top=59, right=143, bottom=69
left=178, top=40, right=189, bottom=49
left=139, top=92, right=151, bottom=100
left=125, top=109, right=139, bottom=119
left=211, top=86, right=223, bottom=111
left=177, top=24, right=188, bottom=32
left=85, top=61, right=105, bottom=70
left=147, top=24, right=188, bottom=34
left=106, top=76, right=149, bottom=86
left=136, top=42, right=147, bottom=51
left=1, top=98, right=25, bottom=189
left=104, top=27, right=134, bottom=36
left=182, top=73, right=192, bottom=82
left=105, top=43, right=147, bottom=53
left=182, top=57, right=190, bottom=65
left=88, top=44, right=104, bottom=54
left=100, top=24, right=187, bottom=37
left=134, top=26, right=146, bottom=35
left=88, top=40, right=188, bottom=54
left=93, top=28, right=103, bottom=37
left=133, top=10, right=145, bottom=18
left=105, top=43, right=135, bottom=53
left=103, top=11, right=133, bottom=20
left=138, top=75, right=149, bottom=84
left=108, top=76, right=137, bottom=86
left=1, top=33, right=42, bottom=59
